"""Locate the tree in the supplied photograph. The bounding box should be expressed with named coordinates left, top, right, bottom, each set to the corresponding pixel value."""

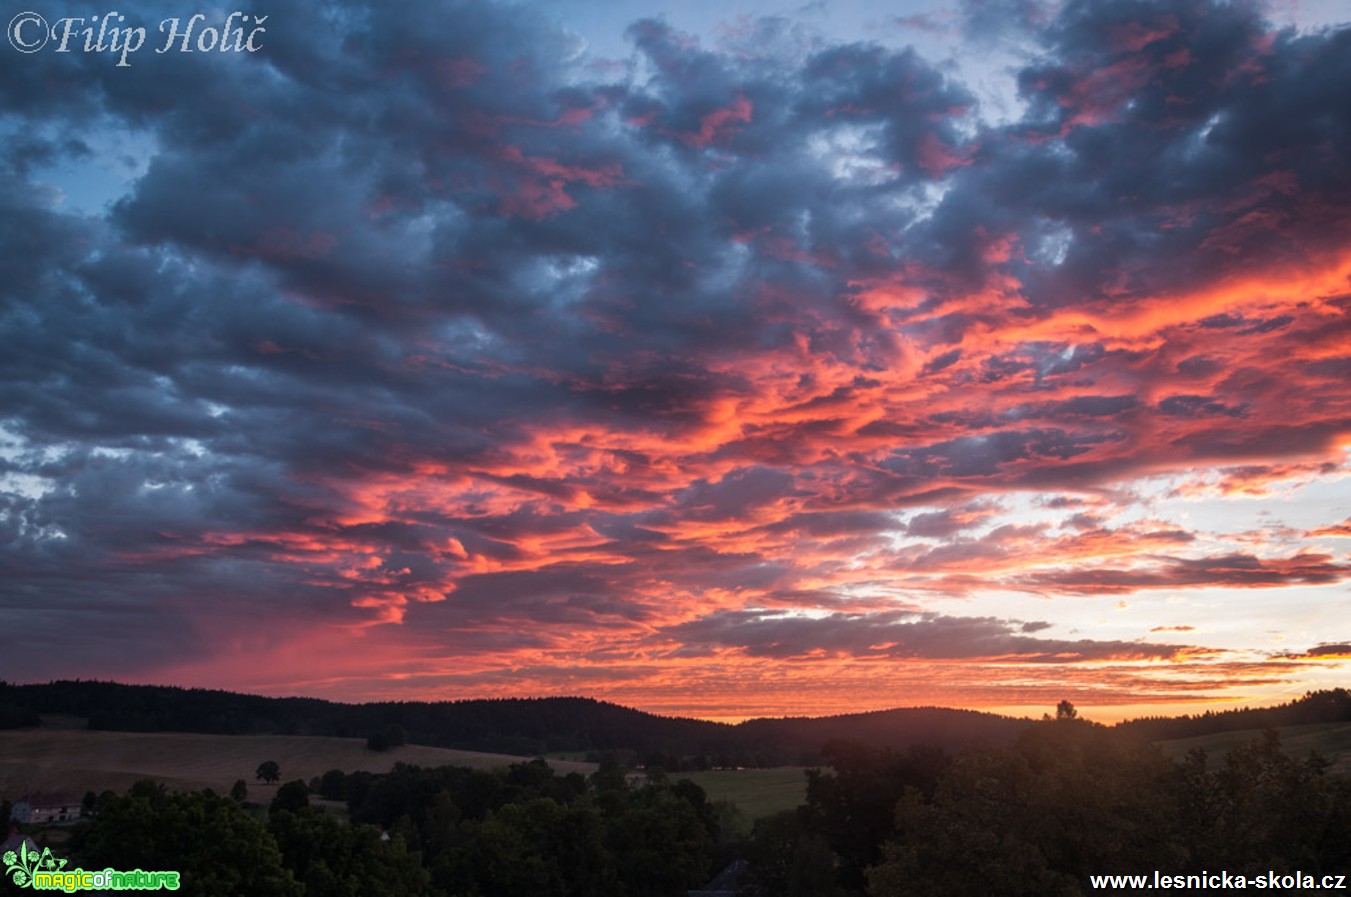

left=1055, top=700, right=1078, bottom=721
left=269, top=808, right=431, bottom=897
left=271, top=781, right=310, bottom=815
left=594, top=757, right=630, bottom=787
left=746, top=810, right=845, bottom=897
left=870, top=718, right=1180, bottom=896
left=869, top=748, right=1078, bottom=897
left=230, top=780, right=249, bottom=803
left=795, top=741, right=949, bottom=892
left=69, top=785, right=301, bottom=897
left=257, top=760, right=281, bottom=784
left=460, top=797, right=619, bottom=897
left=367, top=724, right=407, bottom=752
left=1187, top=729, right=1341, bottom=871
left=605, top=782, right=714, bottom=895
left=318, top=769, right=347, bottom=801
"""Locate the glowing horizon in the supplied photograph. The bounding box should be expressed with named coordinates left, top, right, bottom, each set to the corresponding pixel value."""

left=1, top=0, right=1349, bottom=725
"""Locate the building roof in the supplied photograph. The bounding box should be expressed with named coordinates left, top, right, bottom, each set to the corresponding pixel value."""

left=17, top=793, right=79, bottom=809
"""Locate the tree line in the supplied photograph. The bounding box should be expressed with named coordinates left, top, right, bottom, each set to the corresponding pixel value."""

left=1116, top=687, right=1351, bottom=741
left=0, top=680, right=1043, bottom=767
left=7, top=679, right=1347, bottom=769
left=59, top=758, right=731, bottom=897
left=746, top=711, right=1351, bottom=896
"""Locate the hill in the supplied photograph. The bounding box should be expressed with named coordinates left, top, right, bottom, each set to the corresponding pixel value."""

left=0, top=680, right=1032, bottom=767
left=738, top=706, right=1030, bottom=758
left=1115, top=688, right=1351, bottom=741
left=0, top=680, right=737, bottom=758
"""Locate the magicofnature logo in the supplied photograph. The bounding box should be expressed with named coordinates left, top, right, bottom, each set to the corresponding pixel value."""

left=4, top=841, right=180, bottom=891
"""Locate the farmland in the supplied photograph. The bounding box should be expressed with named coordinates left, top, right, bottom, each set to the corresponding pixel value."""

left=677, top=766, right=812, bottom=821
left=0, top=727, right=595, bottom=799
left=1157, top=721, right=1351, bottom=776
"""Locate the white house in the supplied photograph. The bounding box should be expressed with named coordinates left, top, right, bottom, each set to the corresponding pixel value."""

left=9, top=793, right=80, bottom=825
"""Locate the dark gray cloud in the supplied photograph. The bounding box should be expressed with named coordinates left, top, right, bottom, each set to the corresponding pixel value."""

left=1021, top=553, right=1351, bottom=594
left=666, top=609, right=1185, bottom=661
left=1272, top=643, right=1351, bottom=661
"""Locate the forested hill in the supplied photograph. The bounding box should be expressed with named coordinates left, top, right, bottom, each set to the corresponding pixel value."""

left=0, top=680, right=1033, bottom=765
left=0, top=680, right=734, bottom=759
left=738, top=706, right=1029, bottom=754
left=1115, top=688, right=1351, bottom=741
left=4, top=680, right=1348, bottom=764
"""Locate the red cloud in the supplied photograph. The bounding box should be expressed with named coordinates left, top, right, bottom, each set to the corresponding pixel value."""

left=683, top=94, right=753, bottom=147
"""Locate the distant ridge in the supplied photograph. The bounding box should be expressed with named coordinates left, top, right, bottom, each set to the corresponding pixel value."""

left=3, top=680, right=1348, bottom=766
left=1116, top=688, right=1351, bottom=741
left=0, top=679, right=1032, bottom=766
left=738, top=705, right=1030, bottom=755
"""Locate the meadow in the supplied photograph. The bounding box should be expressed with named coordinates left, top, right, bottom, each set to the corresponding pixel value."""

left=1157, top=721, right=1351, bottom=776
left=675, top=767, right=812, bottom=822
left=0, top=727, right=595, bottom=799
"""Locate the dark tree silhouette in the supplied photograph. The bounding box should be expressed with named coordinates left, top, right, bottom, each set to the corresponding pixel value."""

left=70, top=784, right=301, bottom=896
left=270, top=781, right=310, bottom=815
left=256, top=760, right=281, bottom=784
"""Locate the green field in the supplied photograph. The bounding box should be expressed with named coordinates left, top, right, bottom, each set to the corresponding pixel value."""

left=677, top=767, right=812, bottom=822
left=0, top=728, right=595, bottom=800
left=1157, top=722, right=1351, bottom=776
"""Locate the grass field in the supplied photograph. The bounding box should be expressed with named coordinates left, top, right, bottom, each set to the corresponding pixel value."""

left=677, top=767, right=813, bottom=822
left=0, top=728, right=595, bottom=800
left=1156, top=722, right=1351, bottom=776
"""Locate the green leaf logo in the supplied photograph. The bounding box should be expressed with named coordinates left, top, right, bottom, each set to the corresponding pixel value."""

left=6, top=840, right=56, bottom=888
left=5, top=843, right=35, bottom=886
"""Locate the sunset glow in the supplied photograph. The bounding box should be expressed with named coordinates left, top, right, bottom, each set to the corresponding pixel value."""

left=1, top=0, right=1348, bottom=723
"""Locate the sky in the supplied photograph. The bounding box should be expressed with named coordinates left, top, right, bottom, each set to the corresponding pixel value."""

left=1, top=0, right=1349, bottom=724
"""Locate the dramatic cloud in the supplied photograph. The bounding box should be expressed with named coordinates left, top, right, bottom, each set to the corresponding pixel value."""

left=1019, top=553, right=1351, bottom=595
left=1279, top=644, right=1351, bottom=661
left=666, top=609, right=1194, bottom=662
left=1, top=0, right=1348, bottom=720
